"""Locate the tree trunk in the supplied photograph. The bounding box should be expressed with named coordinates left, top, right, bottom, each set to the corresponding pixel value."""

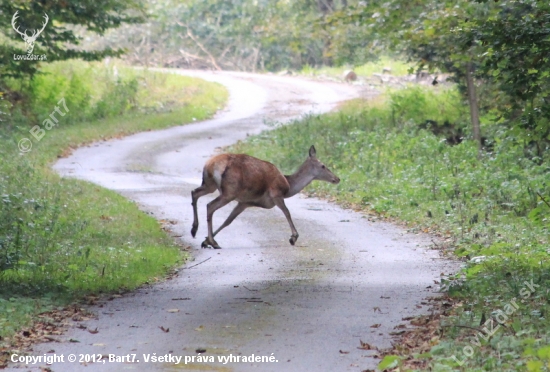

left=466, top=62, right=481, bottom=154
left=317, top=0, right=334, bottom=13
left=317, top=0, right=334, bottom=66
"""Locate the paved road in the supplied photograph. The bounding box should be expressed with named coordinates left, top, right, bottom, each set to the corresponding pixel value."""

left=14, top=71, right=455, bottom=372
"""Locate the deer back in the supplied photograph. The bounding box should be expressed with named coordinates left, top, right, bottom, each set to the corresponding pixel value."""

left=205, top=154, right=289, bottom=201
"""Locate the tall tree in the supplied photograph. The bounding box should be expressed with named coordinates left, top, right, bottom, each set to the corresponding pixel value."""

left=470, top=0, right=550, bottom=156
left=0, top=0, right=146, bottom=79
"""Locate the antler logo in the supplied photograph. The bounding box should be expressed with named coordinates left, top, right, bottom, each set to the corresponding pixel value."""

left=11, top=11, right=49, bottom=55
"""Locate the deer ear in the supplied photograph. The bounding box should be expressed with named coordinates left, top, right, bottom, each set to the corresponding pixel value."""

left=309, top=145, right=317, bottom=158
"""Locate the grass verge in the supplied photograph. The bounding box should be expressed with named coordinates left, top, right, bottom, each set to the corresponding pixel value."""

left=299, top=55, right=414, bottom=78
left=0, top=61, right=228, bottom=361
left=230, top=86, right=550, bottom=371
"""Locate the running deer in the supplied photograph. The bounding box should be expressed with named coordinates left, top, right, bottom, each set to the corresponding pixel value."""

left=191, top=146, right=340, bottom=248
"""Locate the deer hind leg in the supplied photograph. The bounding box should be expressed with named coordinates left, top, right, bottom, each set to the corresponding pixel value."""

left=213, top=202, right=249, bottom=238
left=191, top=181, right=216, bottom=238
left=202, top=195, right=233, bottom=249
left=274, top=198, right=299, bottom=246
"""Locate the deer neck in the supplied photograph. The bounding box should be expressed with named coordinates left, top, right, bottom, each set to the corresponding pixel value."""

left=284, top=162, right=315, bottom=198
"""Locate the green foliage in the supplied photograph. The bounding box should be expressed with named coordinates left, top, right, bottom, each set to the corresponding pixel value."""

left=2, top=60, right=228, bottom=134
left=0, top=0, right=145, bottom=79
left=105, top=0, right=369, bottom=71
left=469, top=0, right=550, bottom=151
left=22, top=61, right=139, bottom=123
left=0, top=296, right=54, bottom=338
left=231, top=86, right=550, bottom=370
left=318, top=0, right=550, bottom=152
left=93, top=77, right=138, bottom=118
left=0, top=157, right=181, bottom=294
left=378, top=355, right=401, bottom=370
left=0, top=61, right=228, bottom=342
left=170, top=0, right=331, bottom=70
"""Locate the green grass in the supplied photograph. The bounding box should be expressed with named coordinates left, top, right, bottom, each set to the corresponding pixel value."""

left=299, top=55, right=414, bottom=78
left=230, top=86, right=550, bottom=371
left=0, top=60, right=228, bottom=346
left=20, top=79, right=226, bottom=166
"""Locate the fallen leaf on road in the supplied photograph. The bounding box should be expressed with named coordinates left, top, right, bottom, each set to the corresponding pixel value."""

left=88, top=328, right=99, bottom=334
left=167, top=309, right=180, bottom=313
left=376, top=295, right=456, bottom=371
left=370, top=324, right=381, bottom=328
left=358, top=340, right=376, bottom=350
left=410, top=317, right=429, bottom=326
left=389, top=330, right=406, bottom=336
left=195, top=348, right=207, bottom=353
left=194, top=325, right=204, bottom=331
left=159, top=326, right=169, bottom=333
left=92, top=343, right=105, bottom=346
left=339, top=350, right=349, bottom=354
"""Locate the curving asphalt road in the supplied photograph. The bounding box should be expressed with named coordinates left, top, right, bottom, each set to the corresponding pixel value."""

left=12, top=70, right=456, bottom=372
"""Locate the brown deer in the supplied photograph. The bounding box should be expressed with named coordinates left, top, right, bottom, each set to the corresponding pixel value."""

left=191, top=146, right=340, bottom=248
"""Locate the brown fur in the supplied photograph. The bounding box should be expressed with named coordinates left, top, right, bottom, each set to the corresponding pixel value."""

left=205, top=154, right=289, bottom=205
left=191, top=146, right=339, bottom=248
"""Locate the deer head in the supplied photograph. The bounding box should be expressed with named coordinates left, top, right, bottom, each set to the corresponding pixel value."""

left=11, top=11, right=49, bottom=55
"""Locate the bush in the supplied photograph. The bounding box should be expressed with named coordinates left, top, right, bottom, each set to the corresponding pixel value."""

left=4, top=61, right=144, bottom=126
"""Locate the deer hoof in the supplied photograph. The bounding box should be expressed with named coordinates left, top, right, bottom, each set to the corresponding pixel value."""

left=201, top=237, right=221, bottom=249
left=191, top=226, right=198, bottom=238
left=289, top=234, right=299, bottom=246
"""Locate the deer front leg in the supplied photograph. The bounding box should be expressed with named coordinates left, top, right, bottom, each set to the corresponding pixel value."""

left=213, top=202, right=248, bottom=237
left=274, top=198, right=299, bottom=245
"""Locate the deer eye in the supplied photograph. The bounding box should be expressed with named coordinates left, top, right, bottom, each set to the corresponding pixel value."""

left=322, top=165, right=326, bottom=169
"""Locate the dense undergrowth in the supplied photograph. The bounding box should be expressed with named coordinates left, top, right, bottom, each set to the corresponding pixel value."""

left=231, top=86, right=550, bottom=371
left=0, top=60, right=227, bottom=344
